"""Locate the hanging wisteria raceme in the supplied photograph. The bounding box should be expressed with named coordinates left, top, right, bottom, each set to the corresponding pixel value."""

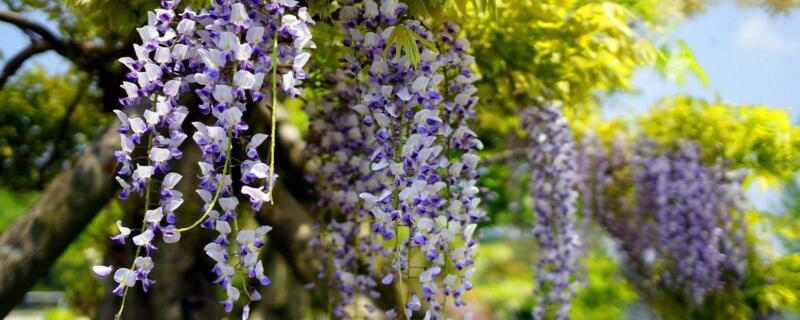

left=95, top=0, right=313, bottom=318
left=577, top=136, right=748, bottom=307
left=304, top=66, right=387, bottom=317
left=522, top=102, right=580, bottom=320
left=305, top=1, right=486, bottom=319
left=710, top=161, right=748, bottom=281
left=658, top=142, right=725, bottom=305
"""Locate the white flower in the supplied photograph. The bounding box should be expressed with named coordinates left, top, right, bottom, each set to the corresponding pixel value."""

left=115, top=176, right=130, bottom=190
left=248, top=134, right=269, bottom=150
left=242, top=186, right=271, bottom=203
left=219, top=197, right=239, bottom=212
left=246, top=27, right=265, bottom=44
left=162, top=172, right=182, bottom=190
left=213, top=85, right=233, bottom=104
left=144, top=63, right=162, bottom=82
left=249, top=163, right=269, bottom=179
left=281, top=71, right=296, bottom=92
left=148, top=147, right=171, bottom=163
left=216, top=221, right=232, bottom=234
left=133, top=165, right=155, bottom=180
left=233, top=71, right=257, bottom=91
left=230, top=3, right=249, bottom=26
left=176, top=19, right=195, bottom=35
left=464, top=223, right=477, bottom=240
left=359, top=191, right=391, bottom=208
left=171, top=44, right=189, bottom=60
left=129, top=117, right=146, bottom=134
left=236, top=43, right=253, bottom=61
left=93, top=265, right=113, bottom=278
left=204, top=243, right=227, bottom=262
left=396, top=87, right=412, bottom=101
left=121, top=82, right=139, bottom=99
left=114, top=110, right=129, bottom=127
left=408, top=293, right=421, bottom=310
left=145, top=207, right=164, bottom=224
left=114, top=268, right=136, bottom=287
left=364, top=0, right=379, bottom=18
left=155, top=99, right=170, bottom=117
left=226, top=285, right=240, bottom=301
left=133, top=229, right=154, bottom=246
left=143, top=110, right=159, bottom=126
left=154, top=46, right=171, bottom=64
left=134, top=256, right=154, bottom=273
left=137, top=26, right=158, bottom=43
left=220, top=108, right=243, bottom=127
left=198, top=49, right=226, bottom=70
left=412, top=76, right=429, bottom=93
left=256, top=225, right=272, bottom=236
left=133, top=44, right=149, bottom=62
left=163, top=228, right=181, bottom=244
left=380, top=0, right=403, bottom=18
left=116, top=220, right=131, bottom=236
left=293, top=52, right=311, bottom=71
left=164, top=79, right=181, bottom=97
left=218, top=31, right=240, bottom=52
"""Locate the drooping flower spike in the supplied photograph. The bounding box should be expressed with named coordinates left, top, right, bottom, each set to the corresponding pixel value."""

left=97, top=0, right=313, bottom=318
left=522, top=101, right=580, bottom=320
left=304, top=1, right=485, bottom=318
left=577, top=136, right=748, bottom=307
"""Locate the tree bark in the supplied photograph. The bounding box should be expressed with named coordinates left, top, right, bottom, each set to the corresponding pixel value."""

left=0, top=122, right=121, bottom=316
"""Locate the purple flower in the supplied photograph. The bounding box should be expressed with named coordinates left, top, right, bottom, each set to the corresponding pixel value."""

left=105, top=0, right=314, bottom=316
left=303, top=9, right=484, bottom=317
left=522, top=101, right=579, bottom=320
left=578, top=136, right=748, bottom=307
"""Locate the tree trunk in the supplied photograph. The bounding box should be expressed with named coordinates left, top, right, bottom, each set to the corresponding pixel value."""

left=0, top=122, right=121, bottom=316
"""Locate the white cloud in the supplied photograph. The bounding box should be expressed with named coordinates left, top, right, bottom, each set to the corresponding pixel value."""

left=736, top=14, right=798, bottom=55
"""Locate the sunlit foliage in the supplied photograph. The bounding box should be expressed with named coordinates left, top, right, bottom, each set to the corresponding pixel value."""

left=0, top=67, right=106, bottom=189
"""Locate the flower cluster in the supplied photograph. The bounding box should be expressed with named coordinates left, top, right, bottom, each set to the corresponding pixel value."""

left=304, top=69, right=387, bottom=317
left=303, top=1, right=484, bottom=318
left=578, top=137, right=748, bottom=306
left=522, top=102, right=580, bottom=320
left=95, top=0, right=313, bottom=317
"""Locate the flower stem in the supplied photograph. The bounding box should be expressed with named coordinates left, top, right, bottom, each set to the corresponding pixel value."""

left=267, top=28, right=279, bottom=203
left=176, top=129, right=233, bottom=232
left=115, top=133, right=155, bottom=319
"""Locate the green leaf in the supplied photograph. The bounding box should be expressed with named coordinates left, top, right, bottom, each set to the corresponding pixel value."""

left=454, top=0, right=468, bottom=14
left=385, top=25, right=435, bottom=68
left=676, top=39, right=710, bottom=87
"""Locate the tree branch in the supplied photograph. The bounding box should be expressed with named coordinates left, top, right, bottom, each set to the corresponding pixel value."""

left=0, top=10, right=125, bottom=96
left=0, top=11, right=62, bottom=45
left=0, top=41, right=53, bottom=90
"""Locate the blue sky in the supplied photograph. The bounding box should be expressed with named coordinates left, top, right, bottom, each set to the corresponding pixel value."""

left=0, top=10, right=68, bottom=75
left=606, top=3, right=800, bottom=120
left=0, top=3, right=797, bottom=211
